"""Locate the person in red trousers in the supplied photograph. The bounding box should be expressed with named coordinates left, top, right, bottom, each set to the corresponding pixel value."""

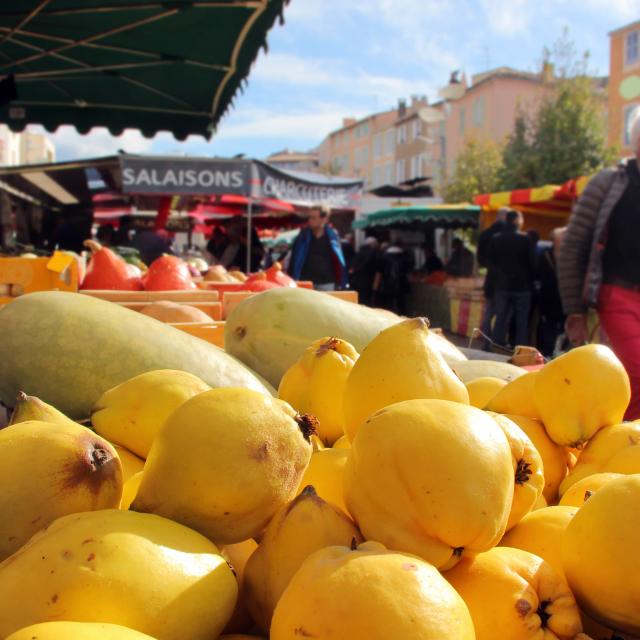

left=558, top=108, right=640, bottom=420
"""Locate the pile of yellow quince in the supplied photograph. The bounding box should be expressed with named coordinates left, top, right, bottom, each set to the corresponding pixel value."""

left=0, top=317, right=638, bottom=640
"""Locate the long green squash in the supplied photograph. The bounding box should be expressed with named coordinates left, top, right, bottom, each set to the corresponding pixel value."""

left=0, top=291, right=271, bottom=418
left=224, top=287, right=466, bottom=388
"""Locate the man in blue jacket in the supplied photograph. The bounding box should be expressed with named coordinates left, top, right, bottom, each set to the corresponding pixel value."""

left=289, top=206, right=347, bottom=290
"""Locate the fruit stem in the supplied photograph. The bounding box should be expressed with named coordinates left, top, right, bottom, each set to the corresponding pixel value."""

left=295, top=414, right=319, bottom=442
left=315, top=337, right=340, bottom=357
left=83, top=239, right=103, bottom=254
left=537, top=599, right=551, bottom=628
left=515, top=459, right=532, bottom=485
left=90, top=445, right=110, bottom=469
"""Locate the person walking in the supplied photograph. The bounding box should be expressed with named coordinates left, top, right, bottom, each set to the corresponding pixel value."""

left=350, top=235, right=380, bottom=306
left=488, top=209, right=536, bottom=347
left=373, top=238, right=414, bottom=314
left=557, top=109, right=640, bottom=420
left=536, top=227, right=567, bottom=357
left=477, top=207, right=508, bottom=348
left=289, top=206, right=347, bottom=291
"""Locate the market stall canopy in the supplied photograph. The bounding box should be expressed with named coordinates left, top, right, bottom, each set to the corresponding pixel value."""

left=474, top=176, right=590, bottom=215
left=353, top=204, right=481, bottom=230
left=473, top=176, right=590, bottom=237
left=0, top=153, right=364, bottom=211
left=0, top=0, right=288, bottom=139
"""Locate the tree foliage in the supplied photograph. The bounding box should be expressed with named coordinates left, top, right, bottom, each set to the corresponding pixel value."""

left=444, top=30, right=616, bottom=201
left=443, top=138, right=504, bottom=203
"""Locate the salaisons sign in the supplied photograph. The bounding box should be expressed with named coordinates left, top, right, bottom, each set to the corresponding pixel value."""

left=120, top=157, right=249, bottom=195
left=118, top=156, right=363, bottom=207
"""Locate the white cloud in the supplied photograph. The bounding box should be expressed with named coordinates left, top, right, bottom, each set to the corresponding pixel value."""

left=215, top=104, right=369, bottom=141
left=30, top=126, right=216, bottom=161
left=479, top=0, right=535, bottom=36
left=581, top=0, right=640, bottom=22
left=40, top=126, right=156, bottom=159
left=253, top=52, right=437, bottom=105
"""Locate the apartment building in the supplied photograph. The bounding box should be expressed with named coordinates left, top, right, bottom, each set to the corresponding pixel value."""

left=608, top=20, right=640, bottom=152
left=265, top=148, right=320, bottom=173
left=0, top=125, right=55, bottom=166
left=392, top=96, right=431, bottom=186
left=317, top=108, right=398, bottom=187
left=315, top=65, right=552, bottom=194
left=442, top=67, right=550, bottom=175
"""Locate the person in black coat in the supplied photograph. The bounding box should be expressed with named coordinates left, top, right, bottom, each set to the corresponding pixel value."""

left=350, top=236, right=380, bottom=306
left=536, top=227, right=567, bottom=356
left=488, top=209, right=537, bottom=347
left=477, top=207, right=507, bottom=348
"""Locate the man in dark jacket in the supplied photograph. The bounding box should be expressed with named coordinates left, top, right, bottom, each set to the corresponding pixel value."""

left=488, top=209, right=536, bottom=347
left=350, top=236, right=379, bottom=306
left=373, top=238, right=414, bottom=314
left=477, top=208, right=507, bottom=348
left=289, top=206, right=347, bottom=290
left=536, top=227, right=567, bottom=356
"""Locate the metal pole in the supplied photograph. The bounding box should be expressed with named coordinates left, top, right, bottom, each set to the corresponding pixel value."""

left=246, top=198, right=253, bottom=274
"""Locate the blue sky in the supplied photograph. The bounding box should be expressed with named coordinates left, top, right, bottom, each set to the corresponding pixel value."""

left=47, top=0, right=639, bottom=161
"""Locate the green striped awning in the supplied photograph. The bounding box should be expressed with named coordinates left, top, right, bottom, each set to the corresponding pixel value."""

left=353, top=204, right=481, bottom=229
left=0, top=0, right=288, bottom=140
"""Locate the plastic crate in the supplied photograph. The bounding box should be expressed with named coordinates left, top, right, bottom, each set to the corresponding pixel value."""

left=0, top=253, right=79, bottom=306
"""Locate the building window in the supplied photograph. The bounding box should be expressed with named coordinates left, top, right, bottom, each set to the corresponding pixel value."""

left=396, top=125, right=407, bottom=145
left=472, top=97, right=485, bottom=127
left=410, top=155, right=420, bottom=179
left=412, top=119, right=421, bottom=140
left=385, top=130, right=395, bottom=154
left=384, top=163, right=394, bottom=185
left=396, top=159, right=406, bottom=183
left=373, top=134, right=382, bottom=159
left=624, top=103, right=640, bottom=145
left=459, top=106, right=466, bottom=134
left=626, top=31, right=639, bottom=66
left=354, top=147, right=369, bottom=170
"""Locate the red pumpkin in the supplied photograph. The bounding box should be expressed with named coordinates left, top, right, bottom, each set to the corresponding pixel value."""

left=142, top=255, right=196, bottom=291
left=80, top=240, right=143, bottom=291
left=266, top=261, right=297, bottom=287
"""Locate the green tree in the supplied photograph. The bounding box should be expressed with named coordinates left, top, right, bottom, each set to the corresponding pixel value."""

left=443, top=138, right=504, bottom=203
left=529, top=75, right=615, bottom=185
left=499, top=29, right=616, bottom=190
left=499, top=112, right=537, bottom=189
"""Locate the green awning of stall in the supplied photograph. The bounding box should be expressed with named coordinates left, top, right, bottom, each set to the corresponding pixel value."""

left=0, top=0, right=288, bottom=140
left=353, top=204, right=481, bottom=229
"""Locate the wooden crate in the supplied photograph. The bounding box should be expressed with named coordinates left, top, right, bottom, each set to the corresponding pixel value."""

left=81, top=289, right=219, bottom=303
left=327, top=290, right=358, bottom=303
left=222, top=291, right=256, bottom=319
left=197, top=282, right=243, bottom=298
left=120, top=300, right=222, bottom=321
left=0, top=253, right=79, bottom=305
left=170, top=322, right=225, bottom=348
